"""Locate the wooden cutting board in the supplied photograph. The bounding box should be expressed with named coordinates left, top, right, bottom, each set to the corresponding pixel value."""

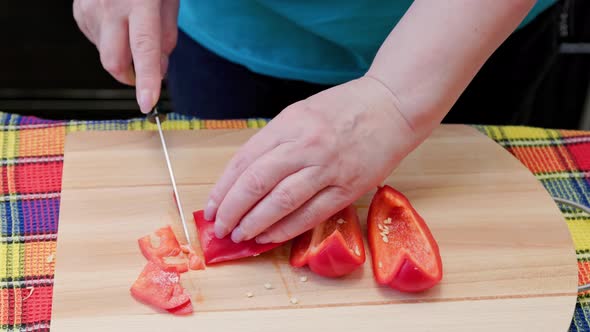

left=51, top=124, right=578, bottom=331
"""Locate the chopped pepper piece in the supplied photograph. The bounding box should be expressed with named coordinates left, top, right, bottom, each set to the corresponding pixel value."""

left=181, top=244, right=206, bottom=271
left=138, top=225, right=188, bottom=273
left=290, top=205, right=366, bottom=278
left=367, top=185, right=443, bottom=292
left=130, top=261, right=192, bottom=313
left=193, top=210, right=283, bottom=264
left=167, top=300, right=193, bottom=315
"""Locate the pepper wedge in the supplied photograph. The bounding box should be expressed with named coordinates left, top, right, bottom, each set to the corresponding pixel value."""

left=290, top=205, right=366, bottom=278
left=193, top=210, right=283, bottom=264
left=367, top=185, right=443, bottom=292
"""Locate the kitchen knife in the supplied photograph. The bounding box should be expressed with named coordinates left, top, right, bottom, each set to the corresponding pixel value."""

left=147, top=106, right=192, bottom=246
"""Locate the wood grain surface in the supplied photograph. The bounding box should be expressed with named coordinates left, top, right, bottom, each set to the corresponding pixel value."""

left=51, top=124, right=578, bottom=331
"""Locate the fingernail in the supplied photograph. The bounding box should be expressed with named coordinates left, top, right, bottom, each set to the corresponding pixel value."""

left=160, top=55, right=169, bottom=79
left=138, top=89, right=155, bottom=114
left=204, top=200, right=217, bottom=221
left=231, top=227, right=245, bottom=243
left=214, top=221, right=228, bottom=239
left=256, top=234, right=271, bottom=244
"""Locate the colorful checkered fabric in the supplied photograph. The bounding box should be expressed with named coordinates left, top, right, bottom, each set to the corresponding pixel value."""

left=1, top=111, right=590, bottom=331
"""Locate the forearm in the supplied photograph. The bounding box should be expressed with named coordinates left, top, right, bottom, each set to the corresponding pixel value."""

left=366, top=0, right=536, bottom=138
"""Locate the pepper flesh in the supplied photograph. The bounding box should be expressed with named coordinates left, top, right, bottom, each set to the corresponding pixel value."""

left=193, top=210, right=284, bottom=264
left=138, top=225, right=188, bottom=273
left=290, top=205, right=366, bottom=278
left=181, top=244, right=206, bottom=271
left=367, top=185, right=443, bottom=292
left=130, top=261, right=192, bottom=313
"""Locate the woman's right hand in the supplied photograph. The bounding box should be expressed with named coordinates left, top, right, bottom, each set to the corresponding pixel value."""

left=73, top=0, right=179, bottom=113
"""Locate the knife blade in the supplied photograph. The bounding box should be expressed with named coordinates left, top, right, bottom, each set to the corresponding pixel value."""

left=147, top=106, right=192, bottom=246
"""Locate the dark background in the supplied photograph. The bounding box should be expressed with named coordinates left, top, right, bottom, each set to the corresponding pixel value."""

left=0, top=0, right=589, bottom=127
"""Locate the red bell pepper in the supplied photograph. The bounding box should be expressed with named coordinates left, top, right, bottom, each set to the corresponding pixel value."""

left=171, top=191, right=207, bottom=270
left=367, top=185, right=443, bottom=292
left=138, top=225, right=189, bottom=273
left=193, top=210, right=284, bottom=264
left=130, top=261, right=193, bottom=314
left=167, top=300, right=193, bottom=315
left=181, top=244, right=206, bottom=271
left=289, top=205, right=366, bottom=278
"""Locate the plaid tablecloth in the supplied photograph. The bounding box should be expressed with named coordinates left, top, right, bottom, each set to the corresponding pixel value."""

left=1, top=110, right=590, bottom=331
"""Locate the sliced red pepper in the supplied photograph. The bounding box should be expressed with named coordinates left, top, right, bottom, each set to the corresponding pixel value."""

left=181, top=244, right=206, bottom=271
left=290, top=205, right=366, bottom=278
left=173, top=191, right=207, bottom=271
left=367, top=185, right=443, bottom=292
left=193, top=210, right=284, bottom=264
left=167, top=300, right=193, bottom=315
left=138, top=225, right=188, bottom=273
left=130, top=261, right=192, bottom=313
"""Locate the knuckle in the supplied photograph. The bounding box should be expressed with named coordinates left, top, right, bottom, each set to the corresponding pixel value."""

left=337, top=157, right=364, bottom=184
left=98, top=0, right=114, bottom=9
left=72, top=1, right=83, bottom=22
left=161, top=29, right=178, bottom=54
left=272, top=227, right=295, bottom=243
left=317, top=165, right=338, bottom=185
left=242, top=169, right=267, bottom=197
left=237, top=220, right=254, bottom=237
left=100, top=55, right=126, bottom=76
left=331, top=186, right=353, bottom=203
left=208, top=190, right=222, bottom=206
left=214, top=209, right=231, bottom=228
left=100, top=0, right=120, bottom=16
left=302, top=123, right=328, bottom=147
left=272, top=188, right=297, bottom=211
left=207, top=187, right=226, bottom=209
left=301, top=124, right=337, bottom=155
left=132, top=30, right=159, bottom=55
left=79, top=0, right=96, bottom=16
left=231, top=154, right=250, bottom=173
left=299, top=207, right=319, bottom=231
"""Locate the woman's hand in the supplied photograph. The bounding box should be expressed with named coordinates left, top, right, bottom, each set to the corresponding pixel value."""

left=73, top=0, right=179, bottom=113
left=204, top=76, right=420, bottom=244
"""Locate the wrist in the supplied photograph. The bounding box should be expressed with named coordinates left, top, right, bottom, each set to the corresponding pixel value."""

left=360, top=73, right=430, bottom=143
left=352, top=75, right=426, bottom=160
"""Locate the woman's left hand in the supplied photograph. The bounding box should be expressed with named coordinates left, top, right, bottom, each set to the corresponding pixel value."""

left=203, top=76, right=419, bottom=244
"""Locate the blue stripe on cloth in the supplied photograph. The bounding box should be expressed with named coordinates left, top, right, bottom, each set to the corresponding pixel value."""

left=571, top=304, right=590, bottom=332
left=541, top=177, right=590, bottom=207
left=1, top=199, right=21, bottom=237
left=22, top=198, right=60, bottom=235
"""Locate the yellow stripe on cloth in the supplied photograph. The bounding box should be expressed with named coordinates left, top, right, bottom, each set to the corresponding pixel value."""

left=0, top=242, right=23, bottom=279
left=500, top=126, right=560, bottom=140
left=567, top=218, right=590, bottom=252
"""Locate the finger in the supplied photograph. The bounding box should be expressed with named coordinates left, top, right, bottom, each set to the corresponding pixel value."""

left=129, top=2, right=162, bottom=113
left=214, top=142, right=304, bottom=239
left=230, top=166, right=326, bottom=243
left=203, top=126, right=285, bottom=221
left=160, top=0, right=179, bottom=77
left=73, top=0, right=98, bottom=44
left=255, top=186, right=353, bottom=244
left=99, top=19, right=136, bottom=86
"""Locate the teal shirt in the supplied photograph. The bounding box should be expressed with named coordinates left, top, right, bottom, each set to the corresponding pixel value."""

left=178, top=0, right=557, bottom=85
